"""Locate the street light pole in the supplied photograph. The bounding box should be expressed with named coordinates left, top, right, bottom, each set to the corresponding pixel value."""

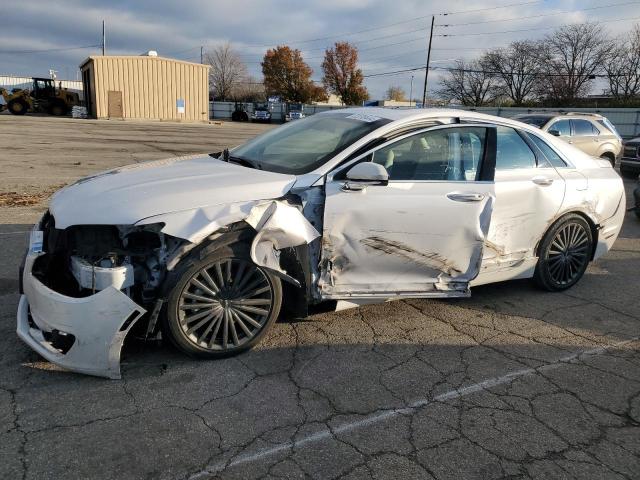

left=102, top=20, right=106, bottom=55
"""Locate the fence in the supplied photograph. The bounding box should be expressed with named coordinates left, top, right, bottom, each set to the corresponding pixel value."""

left=209, top=101, right=640, bottom=139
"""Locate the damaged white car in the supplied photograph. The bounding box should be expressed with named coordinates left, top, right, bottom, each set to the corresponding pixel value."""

left=18, top=108, right=625, bottom=378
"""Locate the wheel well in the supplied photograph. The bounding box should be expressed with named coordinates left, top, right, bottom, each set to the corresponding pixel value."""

left=175, top=223, right=311, bottom=318
left=537, top=211, right=599, bottom=260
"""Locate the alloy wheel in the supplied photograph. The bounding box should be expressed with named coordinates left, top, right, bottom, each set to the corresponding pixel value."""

left=544, top=222, right=590, bottom=286
left=177, top=258, right=273, bottom=351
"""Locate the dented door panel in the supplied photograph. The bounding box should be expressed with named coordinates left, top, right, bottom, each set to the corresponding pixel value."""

left=320, top=180, right=495, bottom=298
left=479, top=167, right=565, bottom=275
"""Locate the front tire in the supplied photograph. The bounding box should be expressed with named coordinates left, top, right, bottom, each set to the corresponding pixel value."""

left=162, top=243, right=282, bottom=358
left=533, top=214, right=593, bottom=291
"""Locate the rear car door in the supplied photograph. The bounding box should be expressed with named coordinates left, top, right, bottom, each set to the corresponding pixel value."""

left=570, top=119, right=600, bottom=156
left=320, top=125, right=496, bottom=299
left=475, top=127, right=565, bottom=283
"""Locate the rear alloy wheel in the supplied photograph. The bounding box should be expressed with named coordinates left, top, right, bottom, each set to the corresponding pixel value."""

left=164, top=245, right=282, bottom=357
left=534, top=215, right=593, bottom=291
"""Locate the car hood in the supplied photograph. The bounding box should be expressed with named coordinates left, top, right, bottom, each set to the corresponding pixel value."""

left=49, top=155, right=297, bottom=229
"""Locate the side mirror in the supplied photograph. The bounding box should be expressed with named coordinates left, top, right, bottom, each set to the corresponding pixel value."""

left=343, top=162, right=389, bottom=191
left=548, top=129, right=561, bottom=137
left=346, top=162, right=389, bottom=182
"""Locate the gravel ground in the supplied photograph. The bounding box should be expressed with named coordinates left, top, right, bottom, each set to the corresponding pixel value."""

left=0, top=115, right=638, bottom=480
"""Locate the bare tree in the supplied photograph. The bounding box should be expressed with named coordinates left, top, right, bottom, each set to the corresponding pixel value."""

left=437, top=59, right=497, bottom=106
left=604, top=24, right=640, bottom=100
left=537, top=23, right=612, bottom=102
left=385, top=86, right=407, bottom=101
left=205, top=43, right=248, bottom=101
left=483, top=41, right=542, bottom=105
left=232, top=76, right=266, bottom=102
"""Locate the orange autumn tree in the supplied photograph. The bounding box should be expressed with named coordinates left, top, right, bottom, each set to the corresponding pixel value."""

left=261, top=46, right=326, bottom=103
left=322, top=42, right=369, bottom=105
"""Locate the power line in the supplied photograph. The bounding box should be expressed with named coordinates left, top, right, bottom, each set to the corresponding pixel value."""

left=241, top=1, right=540, bottom=48
left=0, top=44, right=101, bottom=55
left=363, top=64, right=634, bottom=78
left=436, top=1, right=640, bottom=27
left=437, top=15, right=640, bottom=37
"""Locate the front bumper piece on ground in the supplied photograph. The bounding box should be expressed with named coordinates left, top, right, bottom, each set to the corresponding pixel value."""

left=17, top=251, right=146, bottom=379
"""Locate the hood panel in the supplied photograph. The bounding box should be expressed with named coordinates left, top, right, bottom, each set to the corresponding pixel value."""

left=50, top=156, right=296, bottom=228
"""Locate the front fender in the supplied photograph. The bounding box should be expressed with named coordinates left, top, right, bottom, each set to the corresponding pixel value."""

left=139, top=200, right=320, bottom=283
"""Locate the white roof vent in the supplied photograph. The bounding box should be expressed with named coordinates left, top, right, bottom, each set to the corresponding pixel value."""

left=143, top=50, right=158, bottom=57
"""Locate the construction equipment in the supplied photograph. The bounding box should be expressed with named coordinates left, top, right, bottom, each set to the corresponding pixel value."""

left=0, top=77, right=80, bottom=116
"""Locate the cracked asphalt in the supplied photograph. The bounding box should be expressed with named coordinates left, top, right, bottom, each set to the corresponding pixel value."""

left=1, top=116, right=639, bottom=479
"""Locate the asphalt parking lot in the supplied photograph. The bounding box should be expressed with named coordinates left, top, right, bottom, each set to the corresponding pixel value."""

left=1, top=115, right=639, bottom=480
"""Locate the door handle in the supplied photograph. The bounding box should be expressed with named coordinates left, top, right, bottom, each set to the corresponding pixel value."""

left=532, top=176, right=554, bottom=186
left=446, top=192, right=485, bottom=202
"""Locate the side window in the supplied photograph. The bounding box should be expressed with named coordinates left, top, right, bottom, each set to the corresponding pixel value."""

left=495, top=126, right=536, bottom=170
left=371, top=127, right=486, bottom=181
left=526, top=133, right=568, bottom=168
left=549, top=120, right=571, bottom=137
left=572, top=119, right=598, bottom=136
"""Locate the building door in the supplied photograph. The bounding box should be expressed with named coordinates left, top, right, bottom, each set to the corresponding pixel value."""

left=107, top=90, right=123, bottom=118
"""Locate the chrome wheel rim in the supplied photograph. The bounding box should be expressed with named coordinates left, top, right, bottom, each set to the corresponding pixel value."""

left=177, top=259, right=273, bottom=350
left=545, top=222, right=590, bottom=286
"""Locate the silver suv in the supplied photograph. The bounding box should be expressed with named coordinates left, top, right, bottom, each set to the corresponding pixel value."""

left=514, top=112, right=622, bottom=166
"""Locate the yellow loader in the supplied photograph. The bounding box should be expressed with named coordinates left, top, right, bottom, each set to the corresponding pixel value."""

left=0, top=77, right=80, bottom=116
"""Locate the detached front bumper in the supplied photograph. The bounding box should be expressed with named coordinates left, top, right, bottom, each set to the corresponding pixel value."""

left=17, top=251, right=146, bottom=379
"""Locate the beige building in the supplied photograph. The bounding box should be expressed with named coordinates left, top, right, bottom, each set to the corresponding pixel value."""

left=79, top=53, right=210, bottom=122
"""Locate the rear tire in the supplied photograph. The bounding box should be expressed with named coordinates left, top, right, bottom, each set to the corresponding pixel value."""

left=533, top=214, right=593, bottom=291
left=7, top=99, right=28, bottom=115
left=49, top=101, right=68, bottom=116
left=162, top=242, right=282, bottom=358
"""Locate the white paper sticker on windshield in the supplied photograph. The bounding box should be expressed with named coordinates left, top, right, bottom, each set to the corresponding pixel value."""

left=345, top=113, right=382, bottom=123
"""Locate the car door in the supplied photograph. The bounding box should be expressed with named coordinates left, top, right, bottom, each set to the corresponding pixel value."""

left=320, top=125, right=496, bottom=299
left=474, top=126, right=565, bottom=284
left=570, top=119, right=600, bottom=156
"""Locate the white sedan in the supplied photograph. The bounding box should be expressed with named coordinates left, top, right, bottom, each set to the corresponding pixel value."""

left=18, top=108, right=625, bottom=378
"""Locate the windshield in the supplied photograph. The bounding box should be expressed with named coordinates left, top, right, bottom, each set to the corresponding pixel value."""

left=231, top=112, right=391, bottom=174
left=514, top=115, right=553, bottom=128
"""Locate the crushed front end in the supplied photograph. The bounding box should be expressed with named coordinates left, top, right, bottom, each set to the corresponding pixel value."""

left=16, top=212, right=183, bottom=378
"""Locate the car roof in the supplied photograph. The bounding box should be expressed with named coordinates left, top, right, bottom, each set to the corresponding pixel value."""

left=307, top=107, right=601, bottom=175
left=515, top=112, right=604, bottom=121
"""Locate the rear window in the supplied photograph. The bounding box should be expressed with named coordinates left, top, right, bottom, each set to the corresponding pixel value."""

left=495, top=127, right=536, bottom=170
left=525, top=133, right=568, bottom=168
left=572, top=119, right=599, bottom=136
left=598, top=118, right=621, bottom=138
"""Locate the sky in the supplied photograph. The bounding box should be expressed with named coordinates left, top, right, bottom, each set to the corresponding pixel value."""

left=2, top=0, right=640, bottom=99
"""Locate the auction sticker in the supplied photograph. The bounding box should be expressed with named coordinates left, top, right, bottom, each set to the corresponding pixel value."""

left=345, top=113, right=382, bottom=123
left=30, top=230, right=43, bottom=254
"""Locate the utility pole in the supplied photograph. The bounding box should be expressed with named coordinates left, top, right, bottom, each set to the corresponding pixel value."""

left=421, top=16, right=434, bottom=108
left=102, top=20, right=106, bottom=55
left=200, top=46, right=204, bottom=64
